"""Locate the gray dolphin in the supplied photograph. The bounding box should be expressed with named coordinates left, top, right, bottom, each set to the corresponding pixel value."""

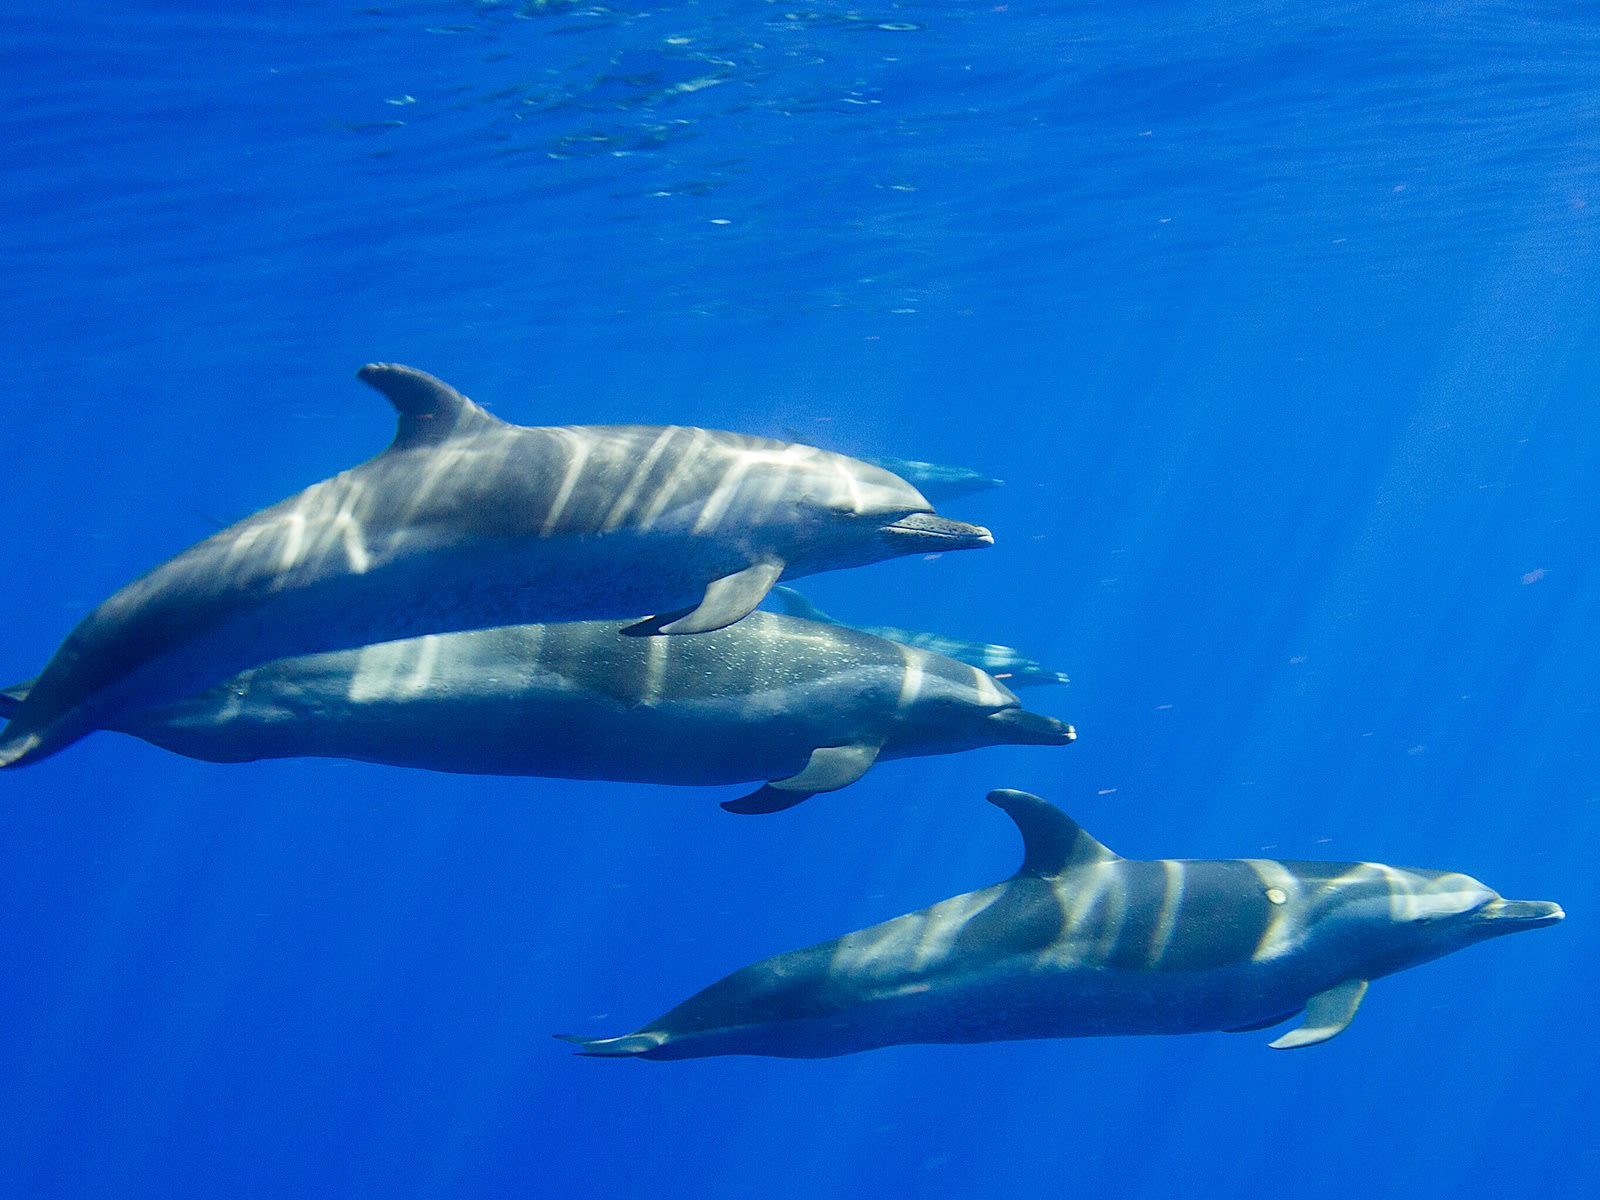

left=864, top=455, right=1003, bottom=503
left=775, top=437, right=1003, bottom=505
left=560, top=788, right=1562, bottom=1058
left=0, top=615, right=1072, bottom=811
left=768, top=586, right=1069, bottom=687
left=0, top=364, right=991, bottom=769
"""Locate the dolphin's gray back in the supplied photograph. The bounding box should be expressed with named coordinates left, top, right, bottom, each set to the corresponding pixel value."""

left=374, top=422, right=928, bottom=540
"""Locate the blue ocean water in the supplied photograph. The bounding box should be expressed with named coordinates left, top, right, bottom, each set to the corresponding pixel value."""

left=2, top=0, right=1596, bottom=1195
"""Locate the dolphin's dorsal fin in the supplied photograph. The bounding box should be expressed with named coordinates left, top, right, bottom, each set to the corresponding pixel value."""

left=358, top=363, right=503, bottom=449
left=1269, top=979, right=1369, bottom=1049
left=768, top=585, right=839, bottom=625
left=987, top=789, right=1121, bottom=876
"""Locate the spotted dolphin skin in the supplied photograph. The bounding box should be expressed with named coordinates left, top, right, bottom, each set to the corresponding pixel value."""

left=0, top=365, right=991, bottom=769
left=769, top=586, right=1069, bottom=687
left=560, top=789, right=1562, bottom=1058
left=0, top=615, right=1072, bottom=810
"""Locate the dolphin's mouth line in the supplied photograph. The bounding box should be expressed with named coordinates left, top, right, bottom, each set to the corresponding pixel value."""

left=880, top=512, right=995, bottom=547
left=1478, top=899, right=1565, bottom=927
left=986, top=707, right=1077, bottom=745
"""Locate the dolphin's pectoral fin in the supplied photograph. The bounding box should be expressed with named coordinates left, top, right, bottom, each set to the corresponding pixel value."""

left=0, top=676, right=35, bottom=720
left=720, top=743, right=882, bottom=815
left=625, top=560, right=785, bottom=637
left=768, top=743, right=882, bottom=792
left=554, top=1031, right=665, bottom=1058
left=1268, top=979, right=1369, bottom=1049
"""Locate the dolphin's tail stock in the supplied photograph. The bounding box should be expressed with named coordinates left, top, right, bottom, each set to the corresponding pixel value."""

left=554, top=1032, right=664, bottom=1058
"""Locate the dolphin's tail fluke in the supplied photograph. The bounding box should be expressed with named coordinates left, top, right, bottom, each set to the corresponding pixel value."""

left=0, top=678, right=35, bottom=720
left=0, top=679, right=76, bottom=768
left=0, top=728, right=47, bottom=769
left=554, top=1031, right=666, bottom=1058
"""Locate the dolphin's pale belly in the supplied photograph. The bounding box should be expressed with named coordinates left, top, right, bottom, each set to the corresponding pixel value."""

left=637, top=958, right=1313, bottom=1060
left=275, top=529, right=754, bottom=639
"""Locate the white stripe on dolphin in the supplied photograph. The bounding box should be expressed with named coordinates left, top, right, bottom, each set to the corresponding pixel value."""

left=0, top=614, right=1073, bottom=809
left=0, top=365, right=992, bottom=769
left=559, top=789, right=1562, bottom=1059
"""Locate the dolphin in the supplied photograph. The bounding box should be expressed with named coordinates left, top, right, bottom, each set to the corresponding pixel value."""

left=560, top=788, right=1562, bottom=1058
left=768, top=585, right=1069, bottom=687
left=775, top=436, right=1003, bottom=505
left=0, top=615, right=1072, bottom=811
left=0, top=364, right=991, bottom=769
left=864, top=455, right=1003, bottom=503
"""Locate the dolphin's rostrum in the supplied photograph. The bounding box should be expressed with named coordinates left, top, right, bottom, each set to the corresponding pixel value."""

left=560, top=789, right=1562, bottom=1059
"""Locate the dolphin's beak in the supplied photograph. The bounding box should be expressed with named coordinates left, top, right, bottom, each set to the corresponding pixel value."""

left=987, top=708, right=1077, bottom=746
left=1477, top=898, right=1565, bottom=929
left=879, top=512, right=994, bottom=551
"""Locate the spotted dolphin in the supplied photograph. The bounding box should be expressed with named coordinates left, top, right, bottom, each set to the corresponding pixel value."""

left=864, top=455, right=1002, bottom=503
left=777, top=436, right=1002, bottom=505
left=768, top=586, right=1069, bottom=687
left=0, top=615, right=1072, bottom=811
left=0, top=365, right=991, bottom=769
left=560, top=788, right=1562, bottom=1058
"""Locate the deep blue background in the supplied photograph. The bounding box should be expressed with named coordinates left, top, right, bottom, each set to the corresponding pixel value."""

left=3, top=2, right=1596, bottom=1196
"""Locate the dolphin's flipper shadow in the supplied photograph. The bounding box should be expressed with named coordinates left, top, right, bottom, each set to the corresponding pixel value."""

left=721, top=785, right=814, bottom=815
